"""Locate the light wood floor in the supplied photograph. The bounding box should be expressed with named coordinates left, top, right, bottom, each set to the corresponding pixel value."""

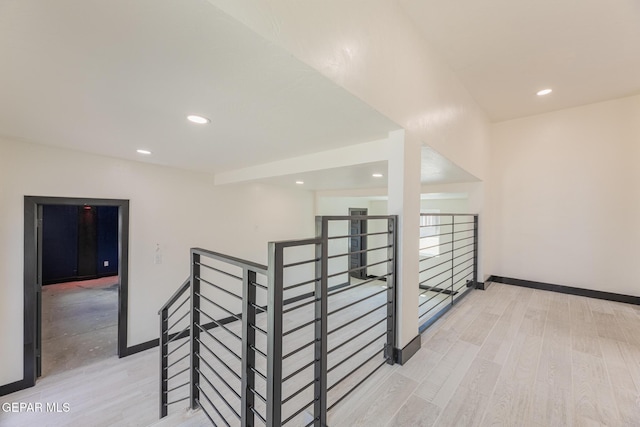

left=2, top=282, right=640, bottom=426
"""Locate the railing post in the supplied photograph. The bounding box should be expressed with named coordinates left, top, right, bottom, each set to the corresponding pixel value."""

left=473, top=215, right=479, bottom=288
left=385, top=216, right=397, bottom=364
left=450, top=215, right=455, bottom=305
left=190, top=250, right=201, bottom=410
left=159, top=307, right=168, bottom=418
left=242, top=268, right=257, bottom=427
left=266, top=243, right=283, bottom=427
left=314, top=217, right=328, bottom=426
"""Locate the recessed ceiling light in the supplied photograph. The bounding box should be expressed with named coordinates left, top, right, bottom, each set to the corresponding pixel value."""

left=136, top=149, right=152, bottom=155
left=295, top=181, right=304, bottom=185
left=372, top=173, right=383, bottom=178
left=187, top=115, right=210, bottom=124
left=536, top=88, right=553, bottom=96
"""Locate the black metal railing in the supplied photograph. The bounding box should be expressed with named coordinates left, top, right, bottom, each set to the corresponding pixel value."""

left=159, top=214, right=397, bottom=426
left=267, top=215, right=397, bottom=426
left=190, top=248, right=269, bottom=426
left=418, top=214, right=478, bottom=331
left=159, top=278, right=191, bottom=418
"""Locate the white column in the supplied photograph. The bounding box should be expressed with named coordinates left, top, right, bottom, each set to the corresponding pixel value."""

left=386, top=129, right=421, bottom=349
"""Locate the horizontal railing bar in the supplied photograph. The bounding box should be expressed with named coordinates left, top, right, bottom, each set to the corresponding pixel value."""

left=195, top=308, right=242, bottom=342
left=452, top=248, right=475, bottom=263
left=165, top=324, right=190, bottom=346
left=250, top=366, right=267, bottom=382
left=272, top=237, right=320, bottom=248
left=419, top=297, right=450, bottom=318
left=419, top=227, right=473, bottom=239
left=452, top=263, right=474, bottom=278
left=419, top=213, right=477, bottom=218
left=284, top=277, right=321, bottom=291
left=250, top=388, right=267, bottom=404
left=418, top=284, right=450, bottom=307
left=328, top=273, right=391, bottom=297
left=327, top=358, right=388, bottom=411
left=196, top=352, right=242, bottom=401
left=196, top=337, right=241, bottom=381
left=328, top=332, right=386, bottom=374
left=283, top=360, right=316, bottom=384
left=165, top=353, right=189, bottom=370
left=166, top=395, right=189, bottom=406
left=167, top=366, right=189, bottom=382
left=167, top=311, right=191, bottom=333
left=195, top=395, right=223, bottom=427
left=249, top=302, right=267, bottom=313
left=196, top=276, right=242, bottom=301
left=196, top=292, right=242, bottom=323
left=283, top=297, right=317, bottom=314
left=167, top=381, right=189, bottom=394
left=418, top=257, right=452, bottom=274
left=196, top=370, right=241, bottom=420
left=166, top=295, right=189, bottom=320
left=250, top=344, right=267, bottom=360
left=283, top=257, right=321, bottom=269
left=195, top=382, right=236, bottom=426
left=282, top=379, right=315, bottom=404
left=282, top=400, right=316, bottom=426
left=419, top=267, right=452, bottom=286
left=419, top=235, right=474, bottom=252
left=251, top=405, right=267, bottom=425
left=283, top=318, right=317, bottom=337
left=327, top=348, right=384, bottom=392
left=328, top=316, right=387, bottom=355
left=419, top=241, right=475, bottom=262
left=249, top=323, right=268, bottom=336
left=284, top=339, right=317, bottom=360
left=328, top=288, right=387, bottom=317
left=327, top=259, right=391, bottom=280
left=328, top=303, right=387, bottom=336
left=323, top=215, right=395, bottom=221
left=327, top=244, right=392, bottom=260
left=158, top=278, right=190, bottom=314
left=166, top=336, right=190, bottom=357
left=251, top=281, right=268, bottom=291
left=328, top=230, right=389, bottom=240
left=192, top=247, right=268, bottom=273
left=196, top=261, right=243, bottom=282
left=195, top=323, right=242, bottom=360
left=420, top=222, right=453, bottom=228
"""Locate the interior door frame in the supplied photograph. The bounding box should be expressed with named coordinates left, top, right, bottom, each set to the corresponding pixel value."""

left=23, top=196, right=130, bottom=387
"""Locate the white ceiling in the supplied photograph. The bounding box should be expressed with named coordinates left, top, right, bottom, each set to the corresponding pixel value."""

left=399, top=0, right=640, bottom=121
left=4, top=1, right=628, bottom=191
left=0, top=0, right=399, bottom=174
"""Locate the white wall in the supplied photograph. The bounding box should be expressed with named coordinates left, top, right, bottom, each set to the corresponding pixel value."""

left=0, top=137, right=315, bottom=386
left=489, top=95, right=640, bottom=296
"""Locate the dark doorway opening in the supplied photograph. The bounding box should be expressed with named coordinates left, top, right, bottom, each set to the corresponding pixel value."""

left=23, top=197, right=129, bottom=388
left=349, top=208, right=368, bottom=280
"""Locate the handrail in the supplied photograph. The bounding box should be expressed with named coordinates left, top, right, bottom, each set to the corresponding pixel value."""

left=192, top=247, right=268, bottom=274
left=158, top=278, right=190, bottom=314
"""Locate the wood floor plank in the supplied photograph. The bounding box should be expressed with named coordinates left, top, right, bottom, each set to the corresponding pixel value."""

left=385, top=394, right=441, bottom=427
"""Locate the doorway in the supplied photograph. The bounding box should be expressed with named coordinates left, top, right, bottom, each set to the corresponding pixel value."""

left=349, top=208, right=368, bottom=280
left=23, top=197, right=129, bottom=387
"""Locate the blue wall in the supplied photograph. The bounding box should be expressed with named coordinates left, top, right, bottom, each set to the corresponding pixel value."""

left=42, top=205, right=119, bottom=284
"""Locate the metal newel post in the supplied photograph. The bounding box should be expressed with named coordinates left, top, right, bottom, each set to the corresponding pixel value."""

left=386, top=216, right=397, bottom=364
left=242, top=268, right=257, bottom=426
left=190, top=250, right=201, bottom=410
left=314, top=216, right=328, bottom=426
left=159, top=307, right=168, bottom=418
left=473, top=215, right=479, bottom=288
left=266, top=243, right=283, bottom=427
left=450, top=216, right=455, bottom=305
